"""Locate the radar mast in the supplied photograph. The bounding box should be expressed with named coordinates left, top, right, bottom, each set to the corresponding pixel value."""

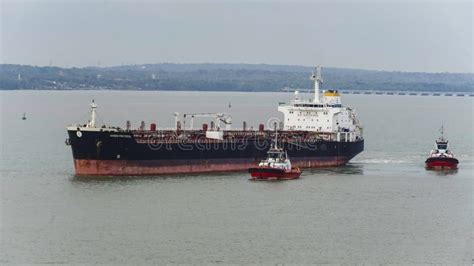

left=310, top=66, right=323, bottom=103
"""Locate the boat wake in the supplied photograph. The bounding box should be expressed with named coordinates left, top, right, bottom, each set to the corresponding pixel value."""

left=351, top=158, right=416, bottom=164
left=352, top=154, right=473, bottom=165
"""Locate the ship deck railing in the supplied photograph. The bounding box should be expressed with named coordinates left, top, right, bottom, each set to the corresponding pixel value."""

left=68, top=124, right=362, bottom=143
left=127, top=129, right=362, bottom=143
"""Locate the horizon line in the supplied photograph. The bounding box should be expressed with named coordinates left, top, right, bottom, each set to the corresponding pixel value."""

left=1, top=62, right=473, bottom=75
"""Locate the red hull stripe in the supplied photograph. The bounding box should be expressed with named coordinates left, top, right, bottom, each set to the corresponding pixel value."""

left=249, top=172, right=301, bottom=180
left=74, top=157, right=348, bottom=176
left=425, top=161, right=458, bottom=169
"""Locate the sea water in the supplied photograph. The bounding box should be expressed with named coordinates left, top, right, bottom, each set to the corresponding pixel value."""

left=0, top=91, right=472, bottom=264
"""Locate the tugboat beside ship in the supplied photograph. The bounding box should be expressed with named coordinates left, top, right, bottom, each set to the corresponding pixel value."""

left=248, top=130, right=302, bottom=181
left=425, top=126, right=459, bottom=170
left=65, top=66, right=364, bottom=176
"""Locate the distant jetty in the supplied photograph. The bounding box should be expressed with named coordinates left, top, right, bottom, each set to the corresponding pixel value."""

left=336, top=91, right=474, bottom=97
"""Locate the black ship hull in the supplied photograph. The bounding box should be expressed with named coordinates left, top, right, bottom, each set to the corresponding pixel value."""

left=67, top=129, right=364, bottom=176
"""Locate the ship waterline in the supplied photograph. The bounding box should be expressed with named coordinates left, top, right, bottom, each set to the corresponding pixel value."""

left=73, top=156, right=354, bottom=176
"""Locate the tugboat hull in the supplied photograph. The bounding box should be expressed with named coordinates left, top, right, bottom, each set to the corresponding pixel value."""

left=425, top=157, right=459, bottom=170
left=248, top=167, right=301, bottom=180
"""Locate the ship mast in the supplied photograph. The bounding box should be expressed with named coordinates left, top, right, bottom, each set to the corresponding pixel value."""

left=439, top=125, right=445, bottom=141
left=274, top=122, right=279, bottom=149
left=88, top=100, right=97, bottom=128
left=310, top=66, right=323, bottom=103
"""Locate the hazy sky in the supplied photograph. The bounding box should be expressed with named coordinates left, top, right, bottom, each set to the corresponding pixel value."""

left=1, top=0, right=472, bottom=73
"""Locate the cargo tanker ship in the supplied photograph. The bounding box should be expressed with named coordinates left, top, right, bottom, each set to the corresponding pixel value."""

left=66, top=66, right=364, bottom=176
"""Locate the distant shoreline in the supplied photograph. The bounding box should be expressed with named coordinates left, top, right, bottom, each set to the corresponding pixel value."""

left=2, top=89, right=473, bottom=97
left=1, top=63, right=473, bottom=92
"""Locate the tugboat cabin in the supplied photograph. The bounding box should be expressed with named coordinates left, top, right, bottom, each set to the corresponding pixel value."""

left=267, top=149, right=286, bottom=161
left=435, top=141, right=448, bottom=151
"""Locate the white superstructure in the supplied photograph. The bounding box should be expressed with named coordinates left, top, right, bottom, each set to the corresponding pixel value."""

left=88, top=100, right=98, bottom=128
left=278, top=66, right=363, bottom=141
left=258, top=130, right=292, bottom=171
left=428, top=126, right=455, bottom=158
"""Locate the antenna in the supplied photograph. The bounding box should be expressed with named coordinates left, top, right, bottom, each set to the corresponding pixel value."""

left=439, top=125, right=445, bottom=141
left=316, top=65, right=323, bottom=83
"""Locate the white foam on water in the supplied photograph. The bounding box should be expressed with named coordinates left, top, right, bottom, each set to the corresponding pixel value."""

left=352, top=158, right=408, bottom=164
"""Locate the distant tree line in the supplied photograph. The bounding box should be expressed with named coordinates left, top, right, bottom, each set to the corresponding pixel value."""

left=0, top=63, right=472, bottom=92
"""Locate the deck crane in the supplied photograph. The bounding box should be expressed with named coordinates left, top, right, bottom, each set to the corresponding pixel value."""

left=182, top=113, right=232, bottom=131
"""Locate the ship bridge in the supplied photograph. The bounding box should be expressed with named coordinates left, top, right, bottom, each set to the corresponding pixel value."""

left=277, top=66, right=363, bottom=141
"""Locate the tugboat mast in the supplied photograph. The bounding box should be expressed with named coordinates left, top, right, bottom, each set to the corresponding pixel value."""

left=439, top=125, right=445, bottom=141
left=274, top=126, right=278, bottom=149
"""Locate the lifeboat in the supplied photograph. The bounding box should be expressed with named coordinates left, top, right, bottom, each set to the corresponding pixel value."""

left=425, top=126, right=458, bottom=170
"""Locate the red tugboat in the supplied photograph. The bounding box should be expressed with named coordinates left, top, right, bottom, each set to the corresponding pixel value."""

left=248, top=130, right=301, bottom=180
left=425, top=126, right=459, bottom=170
